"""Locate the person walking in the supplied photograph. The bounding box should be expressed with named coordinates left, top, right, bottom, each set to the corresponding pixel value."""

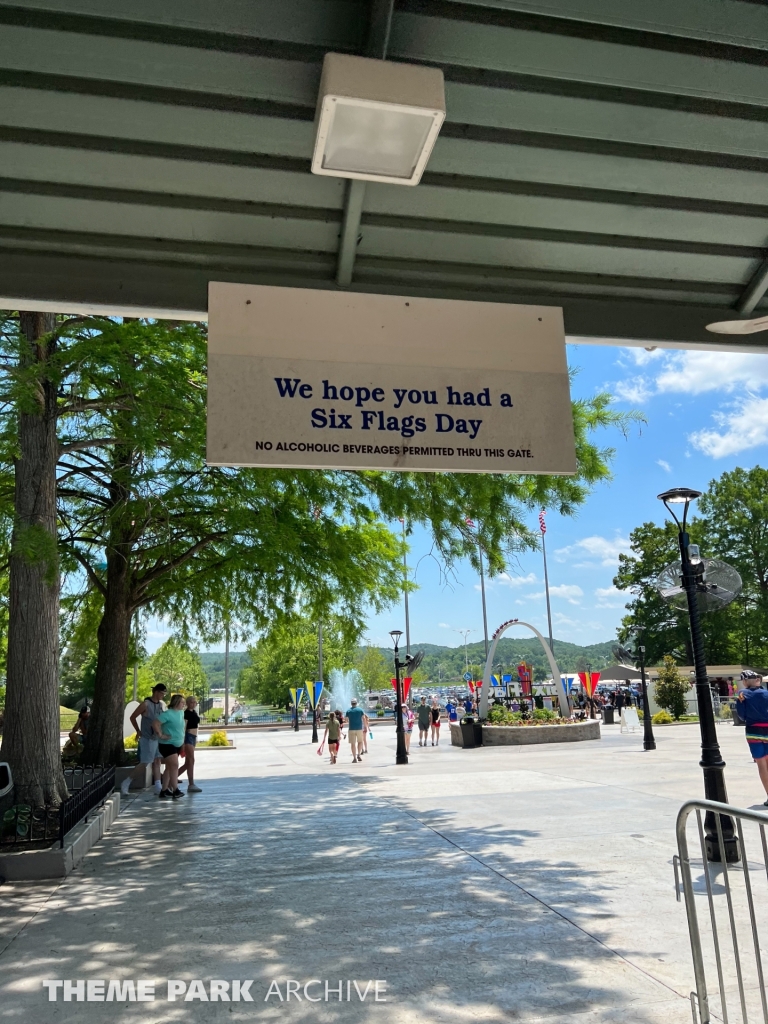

left=430, top=699, right=441, bottom=746
left=346, top=698, right=366, bottom=763
left=737, top=672, right=768, bottom=806
left=130, top=683, right=167, bottom=795
left=322, top=711, right=341, bottom=763
left=403, top=701, right=414, bottom=753
left=417, top=696, right=431, bottom=746
left=361, top=706, right=371, bottom=755
left=152, top=693, right=187, bottom=799
left=177, top=695, right=202, bottom=792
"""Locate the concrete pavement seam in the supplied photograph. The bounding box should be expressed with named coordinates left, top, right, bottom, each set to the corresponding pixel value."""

left=371, top=790, right=691, bottom=1009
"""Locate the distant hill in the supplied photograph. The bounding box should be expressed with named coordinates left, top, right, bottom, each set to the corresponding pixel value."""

left=373, top=637, right=614, bottom=683
left=200, top=651, right=250, bottom=689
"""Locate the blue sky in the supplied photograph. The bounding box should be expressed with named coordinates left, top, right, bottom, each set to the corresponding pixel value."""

left=146, top=340, right=767, bottom=655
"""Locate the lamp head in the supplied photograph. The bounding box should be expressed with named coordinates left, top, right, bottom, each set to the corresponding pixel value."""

left=389, top=629, right=403, bottom=649
left=658, top=487, right=702, bottom=531
left=657, top=487, right=702, bottom=504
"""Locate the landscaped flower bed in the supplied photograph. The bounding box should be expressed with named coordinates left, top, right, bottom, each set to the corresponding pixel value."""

left=451, top=718, right=600, bottom=746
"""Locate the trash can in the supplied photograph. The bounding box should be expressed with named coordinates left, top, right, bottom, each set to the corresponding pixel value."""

left=603, top=706, right=615, bottom=726
left=473, top=722, right=484, bottom=746
left=460, top=719, right=477, bottom=748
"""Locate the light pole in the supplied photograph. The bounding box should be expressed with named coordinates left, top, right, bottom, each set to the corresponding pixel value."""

left=630, top=627, right=656, bottom=751
left=658, top=487, right=738, bottom=863
left=455, top=629, right=472, bottom=676
left=399, top=519, right=411, bottom=656
left=390, top=630, right=408, bottom=765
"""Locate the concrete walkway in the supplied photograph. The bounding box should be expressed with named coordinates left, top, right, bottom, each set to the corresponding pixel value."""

left=1, top=720, right=765, bottom=1023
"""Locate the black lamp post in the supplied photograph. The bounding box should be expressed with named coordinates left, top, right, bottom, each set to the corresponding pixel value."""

left=658, top=487, right=738, bottom=863
left=630, top=629, right=656, bottom=751
left=390, top=630, right=408, bottom=765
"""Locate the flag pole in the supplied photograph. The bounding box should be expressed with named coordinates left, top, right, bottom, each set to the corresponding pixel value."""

left=539, top=509, right=554, bottom=653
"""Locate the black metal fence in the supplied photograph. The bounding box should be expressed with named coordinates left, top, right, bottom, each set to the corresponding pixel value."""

left=1, top=764, right=115, bottom=850
left=58, top=765, right=115, bottom=848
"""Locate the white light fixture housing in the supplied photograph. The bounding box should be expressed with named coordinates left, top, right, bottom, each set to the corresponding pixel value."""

left=312, top=52, right=445, bottom=186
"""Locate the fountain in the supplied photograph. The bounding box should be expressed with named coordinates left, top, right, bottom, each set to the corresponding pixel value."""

left=328, top=668, right=364, bottom=711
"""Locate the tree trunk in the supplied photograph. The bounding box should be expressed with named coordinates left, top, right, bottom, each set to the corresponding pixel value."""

left=82, top=438, right=135, bottom=766
left=83, top=570, right=132, bottom=765
left=1, top=312, right=68, bottom=806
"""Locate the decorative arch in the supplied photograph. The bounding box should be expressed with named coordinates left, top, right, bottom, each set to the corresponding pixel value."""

left=477, top=619, right=571, bottom=719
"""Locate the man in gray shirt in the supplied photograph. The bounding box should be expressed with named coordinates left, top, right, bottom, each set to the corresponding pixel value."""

left=130, top=683, right=167, bottom=794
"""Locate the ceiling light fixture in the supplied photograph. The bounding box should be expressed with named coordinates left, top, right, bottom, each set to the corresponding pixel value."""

left=311, top=53, right=445, bottom=186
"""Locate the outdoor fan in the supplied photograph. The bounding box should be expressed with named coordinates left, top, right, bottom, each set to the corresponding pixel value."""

left=406, top=650, right=424, bottom=673
left=655, top=558, right=742, bottom=614
left=612, top=643, right=635, bottom=667
left=707, top=314, right=768, bottom=335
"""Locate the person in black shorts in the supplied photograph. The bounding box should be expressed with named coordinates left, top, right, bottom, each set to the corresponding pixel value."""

left=177, top=695, right=202, bottom=792
left=152, top=693, right=187, bottom=799
left=322, top=711, right=341, bottom=764
left=430, top=699, right=441, bottom=746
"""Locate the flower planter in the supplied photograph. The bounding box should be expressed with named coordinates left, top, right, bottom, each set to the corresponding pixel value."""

left=450, top=720, right=600, bottom=747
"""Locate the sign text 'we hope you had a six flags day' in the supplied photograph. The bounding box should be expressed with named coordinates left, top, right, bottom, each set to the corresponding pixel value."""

left=206, top=284, right=577, bottom=475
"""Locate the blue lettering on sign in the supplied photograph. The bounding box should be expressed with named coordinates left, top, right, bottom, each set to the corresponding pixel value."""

left=435, top=414, right=482, bottom=440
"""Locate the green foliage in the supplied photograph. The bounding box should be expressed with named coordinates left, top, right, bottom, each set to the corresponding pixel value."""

left=355, top=644, right=392, bottom=691
left=198, top=652, right=250, bottom=690
left=204, top=730, right=228, bottom=747
left=533, top=707, right=558, bottom=722
left=368, top=637, right=614, bottom=683
left=145, top=640, right=207, bottom=699
left=238, top=615, right=359, bottom=707
left=616, top=467, right=768, bottom=668
left=125, top=665, right=158, bottom=704
left=124, top=733, right=138, bottom=749
left=11, top=522, right=58, bottom=585
left=654, top=656, right=689, bottom=720
left=59, top=706, right=79, bottom=731
left=652, top=710, right=674, bottom=725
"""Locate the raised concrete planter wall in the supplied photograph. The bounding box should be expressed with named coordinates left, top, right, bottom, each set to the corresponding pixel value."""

left=450, top=720, right=600, bottom=746
left=0, top=792, right=120, bottom=882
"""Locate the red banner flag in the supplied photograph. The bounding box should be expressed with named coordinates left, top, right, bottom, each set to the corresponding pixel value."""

left=517, top=662, right=533, bottom=696
left=392, top=677, right=413, bottom=702
left=468, top=680, right=475, bottom=693
left=579, top=671, right=601, bottom=697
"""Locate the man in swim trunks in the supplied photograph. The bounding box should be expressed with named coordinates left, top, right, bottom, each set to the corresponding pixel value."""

left=737, top=671, right=768, bottom=806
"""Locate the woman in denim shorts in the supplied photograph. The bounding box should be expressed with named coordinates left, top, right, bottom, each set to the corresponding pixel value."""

left=177, top=695, right=202, bottom=793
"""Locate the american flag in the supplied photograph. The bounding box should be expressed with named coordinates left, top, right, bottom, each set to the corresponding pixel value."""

left=466, top=517, right=475, bottom=528
left=538, top=509, right=547, bottom=534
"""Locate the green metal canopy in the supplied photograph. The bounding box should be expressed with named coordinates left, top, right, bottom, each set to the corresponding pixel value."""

left=1, top=0, right=767, bottom=346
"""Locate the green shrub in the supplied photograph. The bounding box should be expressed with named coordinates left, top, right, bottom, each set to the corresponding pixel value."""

left=654, top=656, right=689, bottom=720
left=124, top=733, right=138, bottom=749
left=207, top=730, right=229, bottom=746
left=652, top=709, right=674, bottom=725
left=533, top=708, right=558, bottom=722
left=719, top=704, right=732, bottom=720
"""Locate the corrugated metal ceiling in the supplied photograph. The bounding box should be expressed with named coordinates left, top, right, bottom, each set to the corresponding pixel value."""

left=0, top=0, right=767, bottom=345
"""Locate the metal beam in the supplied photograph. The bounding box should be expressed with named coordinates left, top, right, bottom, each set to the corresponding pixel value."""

left=737, top=256, right=768, bottom=315
left=4, top=249, right=768, bottom=351
left=336, top=178, right=366, bottom=286
left=334, top=0, right=395, bottom=287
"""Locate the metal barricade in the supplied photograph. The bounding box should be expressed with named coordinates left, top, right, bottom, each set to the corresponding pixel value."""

left=676, top=798, right=768, bottom=1024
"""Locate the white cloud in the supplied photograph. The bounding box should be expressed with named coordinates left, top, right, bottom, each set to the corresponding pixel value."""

left=531, top=584, right=583, bottom=605
left=501, top=573, right=536, bottom=589
left=655, top=351, right=768, bottom=396
left=612, top=375, right=654, bottom=404
left=438, top=622, right=450, bottom=629
left=689, top=398, right=768, bottom=458
left=555, top=534, right=630, bottom=567
left=621, top=346, right=666, bottom=367
left=657, top=459, right=671, bottom=473
left=594, top=585, right=628, bottom=609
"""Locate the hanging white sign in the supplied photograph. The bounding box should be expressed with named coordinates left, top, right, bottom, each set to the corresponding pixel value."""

left=207, top=284, right=576, bottom=474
